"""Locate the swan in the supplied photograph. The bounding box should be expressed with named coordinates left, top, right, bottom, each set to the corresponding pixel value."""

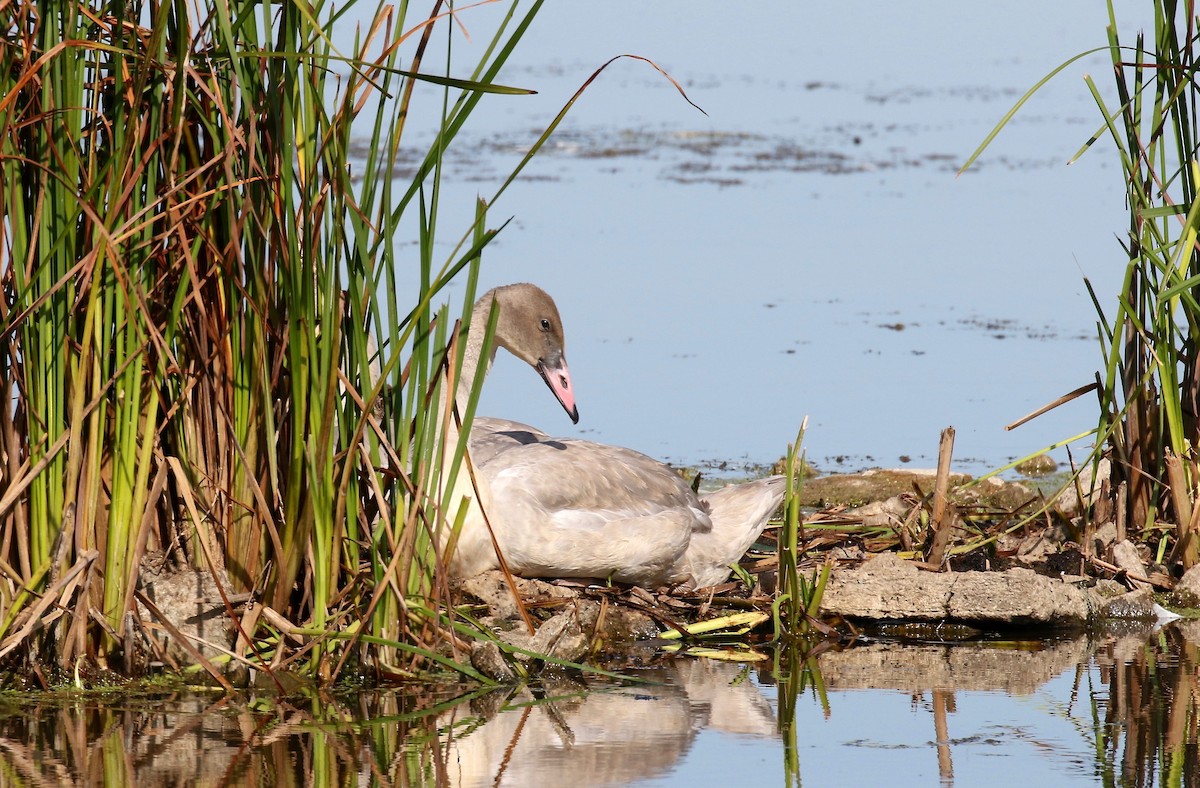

left=441, top=283, right=785, bottom=589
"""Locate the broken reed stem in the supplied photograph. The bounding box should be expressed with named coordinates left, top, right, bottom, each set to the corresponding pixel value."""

left=1164, top=451, right=1192, bottom=526
left=1003, top=382, right=1099, bottom=431
left=1089, top=555, right=1174, bottom=590
left=925, top=427, right=957, bottom=568
left=1116, top=481, right=1128, bottom=543
left=1164, top=450, right=1200, bottom=568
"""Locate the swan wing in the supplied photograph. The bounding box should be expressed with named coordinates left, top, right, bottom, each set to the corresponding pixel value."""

left=480, top=438, right=706, bottom=585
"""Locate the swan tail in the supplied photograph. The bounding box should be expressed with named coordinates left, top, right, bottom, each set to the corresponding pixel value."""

left=683, top=476, right=787, bottom=588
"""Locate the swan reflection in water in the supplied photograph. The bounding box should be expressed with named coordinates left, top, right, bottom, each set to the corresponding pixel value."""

left=441, top=658, right=777, bottom=787
left=1, top=629, right=1198, bottom=785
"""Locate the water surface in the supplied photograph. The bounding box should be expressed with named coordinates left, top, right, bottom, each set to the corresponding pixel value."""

left=362, top=1, right=1150, bottom=476
left=5, top=623, right=1194, bottom=786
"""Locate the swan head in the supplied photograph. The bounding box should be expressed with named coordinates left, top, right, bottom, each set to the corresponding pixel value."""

left=487, top=283, right=579, bottom=424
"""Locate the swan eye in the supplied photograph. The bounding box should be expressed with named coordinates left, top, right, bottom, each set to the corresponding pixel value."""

left=539, top=318, right=551, bottom=332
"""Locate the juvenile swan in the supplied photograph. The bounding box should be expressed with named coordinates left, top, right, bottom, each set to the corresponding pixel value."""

left=443, top=283, right=784, bottom=589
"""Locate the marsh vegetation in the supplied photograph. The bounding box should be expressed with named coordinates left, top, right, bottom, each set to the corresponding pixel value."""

left=3, top=0, right=1200, bottom=784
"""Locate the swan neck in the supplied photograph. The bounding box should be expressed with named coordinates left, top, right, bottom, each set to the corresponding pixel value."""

left=454, top=290, right=498, bottom=415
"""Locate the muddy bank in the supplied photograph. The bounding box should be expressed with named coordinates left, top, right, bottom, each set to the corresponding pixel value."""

left=453, top=462, right=1200, bottom=670
left=130, top=463, right=1199, bottom=682
left=820, top=551, right=1158, bottom=626
left=800, top=463, right=1200, bottom=625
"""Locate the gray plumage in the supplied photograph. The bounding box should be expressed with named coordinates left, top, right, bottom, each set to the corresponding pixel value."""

left=445, top=284, right=785, bottom=589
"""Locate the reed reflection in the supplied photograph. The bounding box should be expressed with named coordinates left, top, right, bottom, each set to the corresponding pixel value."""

left=0, top=626, right=1196, bottom=787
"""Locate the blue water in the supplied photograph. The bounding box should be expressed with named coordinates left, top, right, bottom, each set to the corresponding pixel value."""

left=334, top=6, right=1189, bottom=786
left=353, top=0, right=1146, bottom=476
left=7, top=626, right=1190, bottom=786
left=428, top=629, right=1181, bottom=788
left=646, top=669, right=1106, bottom=787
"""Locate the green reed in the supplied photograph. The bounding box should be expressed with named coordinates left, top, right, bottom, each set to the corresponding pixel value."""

left=0, top=0, right=713, bottom=684
left=776, top=419, right=829, bottom=639
left=963, top=0, right=1200, bottom=563
left=1085, top=0, right=1200, bottom=556
left=0, top=0, right=547, bottom=681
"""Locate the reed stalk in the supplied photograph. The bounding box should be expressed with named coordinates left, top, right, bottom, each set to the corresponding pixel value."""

left=1089, top=1, right=1200, bottom=557
left=0, top=0, right=548, bottom=681
left=0, top=0, right=706, bottom=683
left=778, top=418, right=831, bottom=639
left=963, top=1, right=1200, bottom=566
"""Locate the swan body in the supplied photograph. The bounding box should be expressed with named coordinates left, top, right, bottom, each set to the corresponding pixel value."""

left=441, top=284, right=784, bottom=589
